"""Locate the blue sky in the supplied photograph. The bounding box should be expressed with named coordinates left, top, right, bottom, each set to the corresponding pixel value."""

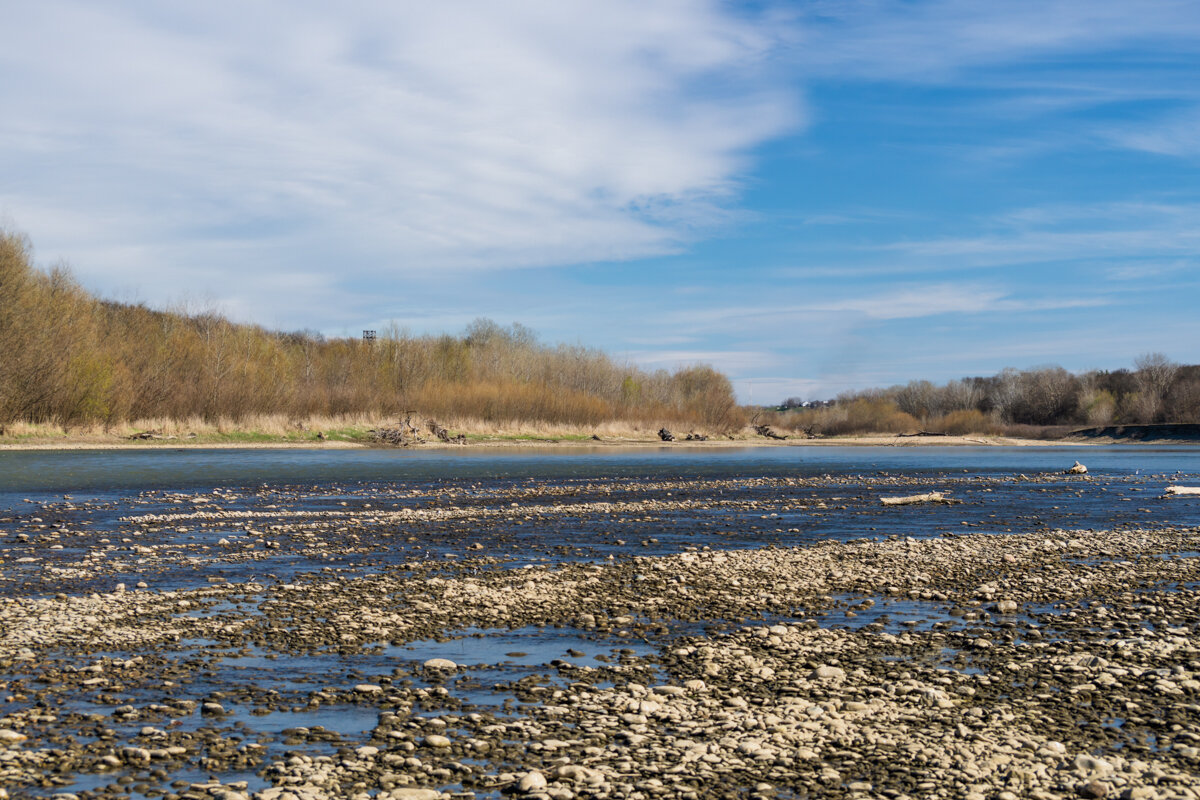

left=3, top=1, right=1199, bottom=401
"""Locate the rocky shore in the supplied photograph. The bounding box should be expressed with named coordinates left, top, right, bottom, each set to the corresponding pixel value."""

left=1, top=473, right=1198, bottom=800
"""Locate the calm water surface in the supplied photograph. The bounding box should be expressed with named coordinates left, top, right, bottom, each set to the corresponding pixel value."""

left=4, top=443, right=1200, bottom=498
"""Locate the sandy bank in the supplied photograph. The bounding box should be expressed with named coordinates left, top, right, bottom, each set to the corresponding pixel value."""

left=0, top=432, right=1086, bottom=451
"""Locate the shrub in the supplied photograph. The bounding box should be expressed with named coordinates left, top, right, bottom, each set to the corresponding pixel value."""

left=928, top=409, right=999, bottom=436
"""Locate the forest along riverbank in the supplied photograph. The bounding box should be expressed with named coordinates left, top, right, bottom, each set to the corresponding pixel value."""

left=1, top=468, right=1199, bottom=799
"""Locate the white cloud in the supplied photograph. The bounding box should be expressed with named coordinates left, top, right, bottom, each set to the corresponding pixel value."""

left=0, top=0, right=799, bottom=311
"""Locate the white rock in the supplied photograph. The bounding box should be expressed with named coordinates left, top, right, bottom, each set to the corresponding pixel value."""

left=554, top=764, right=605, bottom=785
left=385, top=790, right=443, bottom=800
left=519, top=771, right=548, bottom=792
left=423, top=658, right=457, bottom=670
left=1073, top=753, right=1114, bottom=777
left=810, top=665, right=845, bottom=680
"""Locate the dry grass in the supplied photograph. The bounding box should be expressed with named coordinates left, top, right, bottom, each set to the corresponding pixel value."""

left=0, top=412, right=740, bottom=446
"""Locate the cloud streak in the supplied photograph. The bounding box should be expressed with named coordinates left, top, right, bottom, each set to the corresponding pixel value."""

left=0, top=0, right=799, bottom=306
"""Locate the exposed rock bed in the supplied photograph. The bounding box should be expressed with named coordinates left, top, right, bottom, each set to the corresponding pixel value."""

left=0, top=472, right=1198, bottom=800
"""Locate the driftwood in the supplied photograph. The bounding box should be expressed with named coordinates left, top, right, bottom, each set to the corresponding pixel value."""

left=127, top=430, right=176, bottom=441
left=880, top=491, right=961, bottom=506
left=658, top=428, right=675, bottom=442
left=427, top=419, right=466, bottom=444
left=754, top=425, right=786, bottom=440
left=369, top=427, right=422, bottom=446
left=1065, top=461, right=1088, bottom=474
left=1165, top=486, right=1200, bottom=496
left=685, top=432, right=708, bottom=441
left=372, top=415, right=466, bottom=446
left=897, top=431, right=949, bottom=437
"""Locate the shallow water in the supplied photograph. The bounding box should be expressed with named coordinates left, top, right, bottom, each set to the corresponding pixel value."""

left=5, top=446, right=1200, bottom=597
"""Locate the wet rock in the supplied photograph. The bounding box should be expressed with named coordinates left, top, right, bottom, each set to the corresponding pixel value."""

left=994, top=599, right=1018, bottom=614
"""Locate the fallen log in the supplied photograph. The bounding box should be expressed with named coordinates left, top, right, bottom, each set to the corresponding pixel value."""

left=754, top=425, right=786, bottom=440
left=127, top=430, right=175, bottom=441
left=880, top=491, right=960, bottom=506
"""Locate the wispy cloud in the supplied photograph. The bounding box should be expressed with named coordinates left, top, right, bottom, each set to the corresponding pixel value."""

left=1105, top=110, right=1200, bottom=158
left=788, top=1, right=1200, bottom=83
left=0, top=0, right=799, bottom=306
left=875, top=202, right=1200, bottom=271
left=625, top=349, right=780, bottom=373
left=656, top=283, right=1108, bottom=336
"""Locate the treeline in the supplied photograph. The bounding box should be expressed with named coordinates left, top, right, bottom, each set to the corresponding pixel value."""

left=765, top=356, right=1200, bottom=437
left=0, top=232, right=742, bottom=430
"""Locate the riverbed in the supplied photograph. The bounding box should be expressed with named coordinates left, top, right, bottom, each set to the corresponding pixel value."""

left=1, top=447, right=1199, bottom=799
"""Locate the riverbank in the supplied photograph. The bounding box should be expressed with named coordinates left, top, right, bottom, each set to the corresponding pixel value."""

left=0, top=430, right=1081, bottom=450
left=9, top=414, right=1197, bottom=451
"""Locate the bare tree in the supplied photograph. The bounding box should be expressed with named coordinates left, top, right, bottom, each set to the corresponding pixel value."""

left=1133, top=352, right=1178, bottom=422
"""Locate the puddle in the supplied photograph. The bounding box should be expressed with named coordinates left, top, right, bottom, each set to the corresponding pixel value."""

left=821, top=594, right=964, bottom=633
left=387, top=625, right=659, bottom=669
left=226, top=703, right=382, bottom=738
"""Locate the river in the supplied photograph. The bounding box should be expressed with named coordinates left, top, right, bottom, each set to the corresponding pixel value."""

left=2, top=445, right=1199, bottom=798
